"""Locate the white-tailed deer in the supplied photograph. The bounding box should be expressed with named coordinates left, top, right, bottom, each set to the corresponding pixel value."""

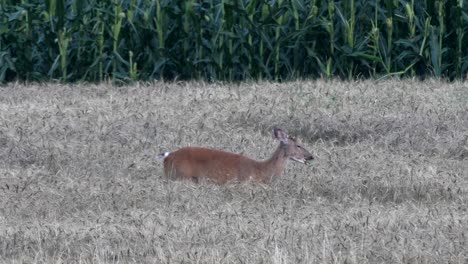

left=159, top=128, right=313, bottom=184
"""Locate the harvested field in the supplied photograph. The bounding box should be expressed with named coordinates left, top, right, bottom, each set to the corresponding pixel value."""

left=0, top=80, right=467, bottom=263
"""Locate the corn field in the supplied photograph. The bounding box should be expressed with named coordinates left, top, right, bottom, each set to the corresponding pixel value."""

left=1, top=0, right=467, bottom=83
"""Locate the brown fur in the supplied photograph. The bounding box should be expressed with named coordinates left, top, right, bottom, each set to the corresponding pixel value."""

left=162, top=128, right=314, bottom=184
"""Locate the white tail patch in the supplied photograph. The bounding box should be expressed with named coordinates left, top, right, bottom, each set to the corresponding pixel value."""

left=157, top=152, right=171, bottom=160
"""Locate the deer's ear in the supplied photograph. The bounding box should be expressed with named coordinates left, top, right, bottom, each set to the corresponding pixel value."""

left=274, top=128, right=288, bottom=143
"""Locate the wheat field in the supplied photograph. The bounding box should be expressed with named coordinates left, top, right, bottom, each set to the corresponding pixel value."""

left=0, top=80, right=467, bottom=263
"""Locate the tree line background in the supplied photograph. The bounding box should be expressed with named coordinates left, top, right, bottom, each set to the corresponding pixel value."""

left=1, top=0, right=467, bottom=83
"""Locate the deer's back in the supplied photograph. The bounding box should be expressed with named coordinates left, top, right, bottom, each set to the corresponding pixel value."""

left=163, top=147, right=260, bottom=183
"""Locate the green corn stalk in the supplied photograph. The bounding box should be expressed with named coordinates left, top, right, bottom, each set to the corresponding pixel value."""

left=338, top=0, right=356, bottom=79
left=46, top=0, right=67, bottom=80
left=292, top=0, right=300, bottom=31
left=405, top=0, right=415, bottom=39
left=154, top=0, right=164, bottom=50
left=183, top=0, right=193, bottom=48
left=274, top=0, right=287, bottom=79
left=24, top=3, right=31, bottom=39
left=90, top=5, right=105, bottom=82
left=226, top=2, right=234, bottom=80
left=369, top=22, right=379, bottom=77
left=328, top=0, right=335, bottom=56
left=97, top=15, right=105, bottom=82
left=325, top=57, right=332, bottom=79
left=129, top=50, right=137, bottom=81
left=195, top=2, right=203, bottom=79
left=437, top=0, right=444, bottom=77
left=404, top=0, right=415, bottom=76
left=112, top=0, right=125, bottom=81
left=326, top=0, right=335, bottom=79
left=48, top=0, right=65, bottom=33
left=57, top=29, right=71, bottom=81
left=385, top=17, right=393, bottom=73
left=370, top=0, right=379, bottom=77
left=197, top=26, right=203, bottom=80
left=75, top=10, right=87, bottom=81
left=113, top=1, right=124, bottom=53
left=346, top=0, right=355, bottom=50
left=259, top=2, right=269, bottom=78
left=47, top=0, right=56, bottom=18
left=142, top=0, right=149, bottom=24
left=383, top=0, right=394, bottom=73
left=430, top=25, right=440, bottom=77
left=183, top=0, right=193, bottom=74
left=183, top=0, right=194, bottom=77
left=428, top=1, right=445, bottom=78
left=455, top=0, right=464, bottom=78
left=127, top=0, right=136, bottom=23
left=291, top=0, right=302, bottom=77
left=348, top=0, right=356, bottom=79
left=218, top=0, right=225, bottom=79
left=419, top=17, right=431, bottom=57
left=71, top=0, right=82, bottom=17
left=204, top=0, right=215, bottom=79
left=152, top=0, right=166, bottom=79
left=245, top=0, right=257, bottom=77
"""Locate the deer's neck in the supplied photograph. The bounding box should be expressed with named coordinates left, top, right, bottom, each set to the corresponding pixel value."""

left=262, top=143, right=288, bottom=179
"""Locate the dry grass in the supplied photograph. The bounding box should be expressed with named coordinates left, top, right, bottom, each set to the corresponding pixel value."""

left=0, top=80, right=467, bottom=263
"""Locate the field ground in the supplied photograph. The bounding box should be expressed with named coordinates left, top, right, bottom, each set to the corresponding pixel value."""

left=0, top=80, right=467, bottom=263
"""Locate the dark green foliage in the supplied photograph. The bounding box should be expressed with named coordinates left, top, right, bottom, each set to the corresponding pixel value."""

left=1, top=0, right=467, bottom=82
